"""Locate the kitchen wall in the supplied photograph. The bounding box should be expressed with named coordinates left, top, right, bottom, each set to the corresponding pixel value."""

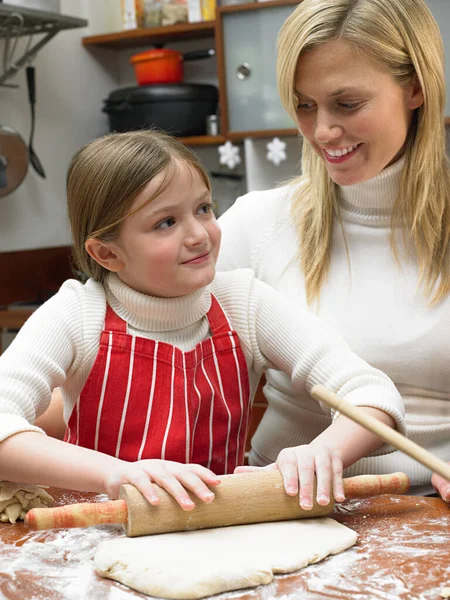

left=0, top=0, right=449, bottom=253
left=0, top=0, right=120, bottom=252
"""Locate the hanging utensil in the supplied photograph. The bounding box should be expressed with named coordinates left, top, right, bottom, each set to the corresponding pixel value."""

left=25, top=53, right=46, bottom=179
left=0, top=125, right=29, bottom=197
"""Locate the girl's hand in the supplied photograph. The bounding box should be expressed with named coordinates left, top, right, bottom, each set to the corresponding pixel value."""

left=235, top=444, right=345, bottom=511
left=104, top=460, right=221, bottom=510
left=431, top=466, right=450, bottom=503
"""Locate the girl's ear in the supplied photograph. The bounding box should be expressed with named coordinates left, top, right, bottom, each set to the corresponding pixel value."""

left=85, top=238, right=125, bottom=272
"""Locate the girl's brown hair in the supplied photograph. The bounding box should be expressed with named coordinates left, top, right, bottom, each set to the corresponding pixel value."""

left=67, top=130, right=211, bottom=282
left=277, top=0, right=450, bottom=306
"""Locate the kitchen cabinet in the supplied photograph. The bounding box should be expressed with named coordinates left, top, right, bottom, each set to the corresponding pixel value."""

left=82, top=0, right=299, bottom=145
left=217, top=3, right=295, bottom=137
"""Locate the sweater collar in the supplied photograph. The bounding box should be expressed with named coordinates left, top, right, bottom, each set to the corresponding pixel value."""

left=105, top=273, right=212, bottom=332
left=337, top=156, right=405, bottom=225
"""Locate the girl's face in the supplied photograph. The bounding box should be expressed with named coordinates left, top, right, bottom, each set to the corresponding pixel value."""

left=294, top=39, right=424, bottom=186
left=110, top=162, right=221, bottom=298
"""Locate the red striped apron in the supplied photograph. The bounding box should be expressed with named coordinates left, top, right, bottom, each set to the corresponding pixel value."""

left=64, top=295, right=251, bottom=474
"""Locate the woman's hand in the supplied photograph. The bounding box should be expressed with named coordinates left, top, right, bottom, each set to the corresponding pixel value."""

left=104, top=460, right=221, bottom=510
left=235, top=443, right=345, bottom=511
left=431, top=466, right=450, bottom=502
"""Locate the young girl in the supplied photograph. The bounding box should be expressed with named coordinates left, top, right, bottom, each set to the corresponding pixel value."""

left=0, top=131, right=405, bottom=512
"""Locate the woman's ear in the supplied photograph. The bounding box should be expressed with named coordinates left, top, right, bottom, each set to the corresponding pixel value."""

left=407, top=75, right=424, bottom=110
left=85, top=238, right=125, bottom=272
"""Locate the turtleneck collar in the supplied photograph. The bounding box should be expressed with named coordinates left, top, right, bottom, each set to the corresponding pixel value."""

left=337, top=156, right=405, bottom=226
left=104, top=273, right=212, bottom=333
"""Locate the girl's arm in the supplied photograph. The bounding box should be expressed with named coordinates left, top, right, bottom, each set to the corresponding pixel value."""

left=0, top=431, right=220, bottom=509
left=34, top=389, right=66, bottom=439
left=246, top=275, right=405, bottom=435
left=0, top=282, right=218, bottom=508
left=276, top=409, right=395, bottom=508
left=233, top=273, right=404, bottom=506
left=237, top=409, right=395, bottom=509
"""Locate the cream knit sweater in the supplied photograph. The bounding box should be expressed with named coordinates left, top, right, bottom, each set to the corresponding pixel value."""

left=217, top=158, right=450, bottom=494
left=0, top=269, right=404, bottom=467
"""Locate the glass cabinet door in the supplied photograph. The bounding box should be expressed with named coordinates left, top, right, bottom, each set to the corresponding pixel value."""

left=221, top=5, right=296, bottom=133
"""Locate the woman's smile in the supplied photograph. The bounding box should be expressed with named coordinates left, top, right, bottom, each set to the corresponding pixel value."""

left=322, top=143, right=362, bottom=164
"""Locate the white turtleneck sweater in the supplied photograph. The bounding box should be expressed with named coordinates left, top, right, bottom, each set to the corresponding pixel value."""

left=217, top=158, right=450, bottom=494
left=0, top=269, right=404, bottom=465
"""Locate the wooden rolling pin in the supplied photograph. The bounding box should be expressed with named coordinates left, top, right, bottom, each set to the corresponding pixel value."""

left=311, top=384, right=450, bottom=482
left=25, top=469, right=409, bottom=538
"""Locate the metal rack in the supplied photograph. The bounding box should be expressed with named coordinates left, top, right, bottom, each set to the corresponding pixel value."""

left=0, top=2, right=87, bottom=86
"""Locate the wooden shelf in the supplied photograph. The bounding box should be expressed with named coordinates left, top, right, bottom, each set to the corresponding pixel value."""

left=82, top=0, right=300, bottom=49
left=179, top=135, right=226, bottom=146
left=445, top=116, right=450, bottom=125
left=228, top=128, right=298, bottom=141
left=82, top=21, right=215, bottom=50
left=219, top=0, right=299, bottom=14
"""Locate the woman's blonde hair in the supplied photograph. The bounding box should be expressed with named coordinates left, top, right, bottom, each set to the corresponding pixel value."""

left=277, top=0, right=450, bottom=305
left=67, top=130, right=211, bottom=282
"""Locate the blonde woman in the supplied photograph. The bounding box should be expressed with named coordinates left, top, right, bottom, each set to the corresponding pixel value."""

left=218, top=0, right=450, bottom=500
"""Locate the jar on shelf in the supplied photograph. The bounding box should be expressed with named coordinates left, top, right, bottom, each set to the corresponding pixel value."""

left=143, top=0, right=162, bottom=27
left=161, top=0, right=188, bottom=26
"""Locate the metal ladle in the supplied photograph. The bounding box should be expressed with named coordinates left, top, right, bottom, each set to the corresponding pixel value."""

left=24, top=36, right=45, bottom=179
left=26, top=61, right=46, bottom=179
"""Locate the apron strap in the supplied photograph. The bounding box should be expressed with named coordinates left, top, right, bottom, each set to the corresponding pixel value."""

left=206, top=295, right=234, bottom=336
left=104, top=304, right=127, bottom=333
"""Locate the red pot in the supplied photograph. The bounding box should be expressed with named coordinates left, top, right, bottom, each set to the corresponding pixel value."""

left=130, top=48, right=215, bottom=86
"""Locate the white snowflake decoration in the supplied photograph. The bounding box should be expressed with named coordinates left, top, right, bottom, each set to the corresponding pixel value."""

left=218, top=141, right=241, bottom=170
left=266, top=137, right=287, bottom=166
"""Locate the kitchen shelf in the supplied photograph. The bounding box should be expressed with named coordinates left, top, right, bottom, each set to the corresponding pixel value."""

left=81, top=0, right=300, bottom=50
left=82, top=20, right=215, bottom=50
left=218, top=0, right=299, bottom=14
left=228, top=128, right=298, bottom=142
left=0, top=3, right=87, bottom=85
left=179, top=135, right=227, bottom=146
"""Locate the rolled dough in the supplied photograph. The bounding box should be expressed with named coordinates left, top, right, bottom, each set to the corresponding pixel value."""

left=0, top=481, right=53, bottom=523
left=95, top=518, right=357, bottom=599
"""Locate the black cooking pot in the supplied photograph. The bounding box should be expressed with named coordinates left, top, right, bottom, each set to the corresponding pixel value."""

left=103, top=84, right=219, bottom=137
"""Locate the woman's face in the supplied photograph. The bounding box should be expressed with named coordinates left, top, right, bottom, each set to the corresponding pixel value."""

left=294, top=39, right=423, bottom=186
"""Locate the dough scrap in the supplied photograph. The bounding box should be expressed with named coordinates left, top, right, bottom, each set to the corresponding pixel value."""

left=0, top=481, right=53, bottom=523
left=95, top=518, right=357, bottom=599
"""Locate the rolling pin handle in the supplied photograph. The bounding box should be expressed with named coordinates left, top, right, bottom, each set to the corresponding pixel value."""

left=343, top=472, right=410, bottom=498
left=25, top=498, right=128, bottom=531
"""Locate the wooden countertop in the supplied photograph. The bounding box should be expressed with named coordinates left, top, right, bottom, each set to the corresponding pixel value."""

left=0, top=489, right=449, bottom=599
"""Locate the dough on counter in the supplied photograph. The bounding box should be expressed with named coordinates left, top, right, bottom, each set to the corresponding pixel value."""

left=0, top=481, right=53, bottom=523
left=95, top=518, right=357, bottom=599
